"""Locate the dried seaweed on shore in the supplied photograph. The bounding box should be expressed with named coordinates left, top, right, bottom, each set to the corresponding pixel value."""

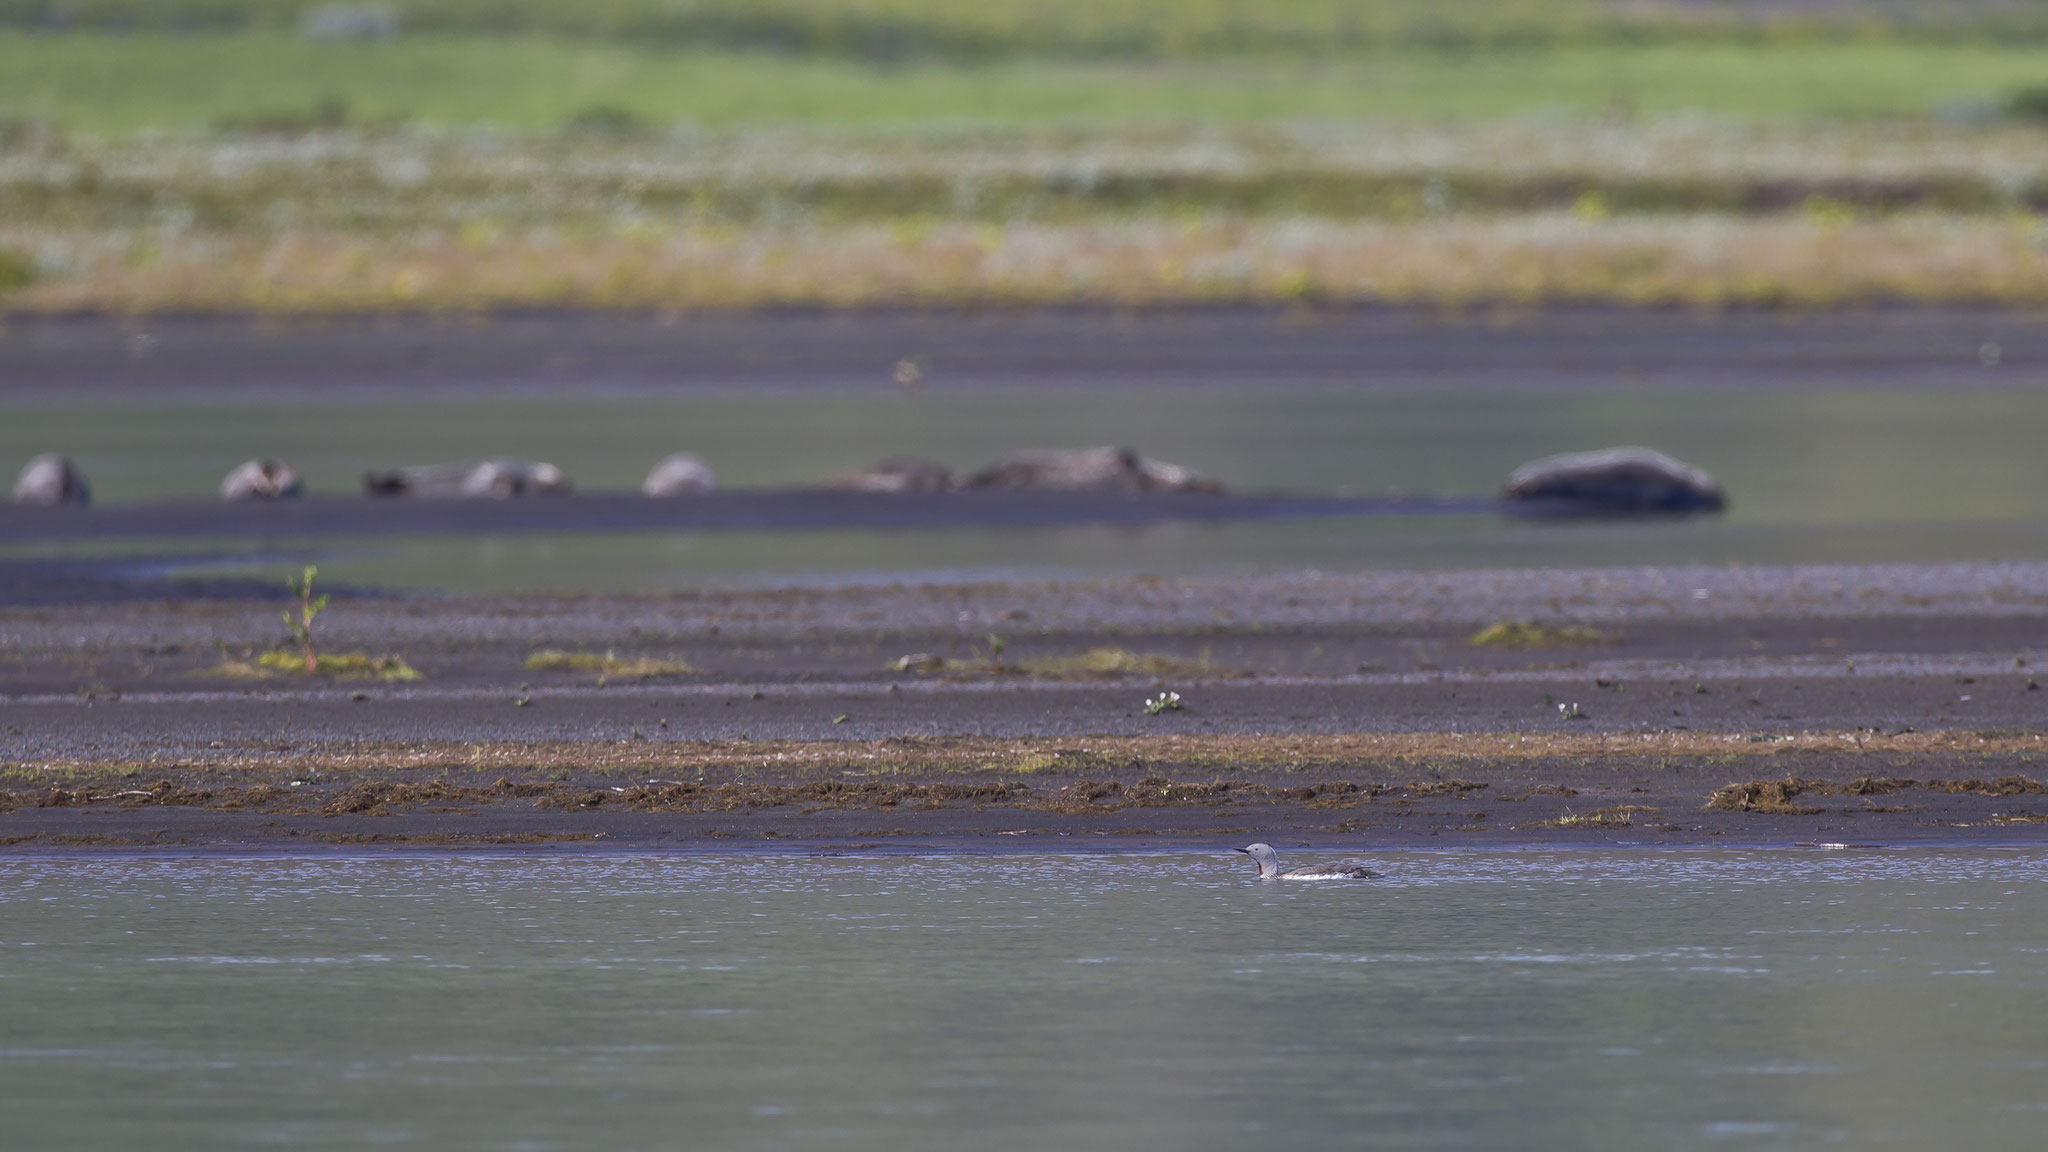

left=1704, top=776, right=1827, bottom=814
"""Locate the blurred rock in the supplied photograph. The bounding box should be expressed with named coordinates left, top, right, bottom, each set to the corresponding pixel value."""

left=965, top=447, right=1221, bottom=494
left=364, top=460, right=569, bottom=499
left=642, top=453, right=717, bottom=496
left=11, top=454, right=90, bottom=507
left=1502, top=446, right=1724, bottom=514
left=829, top=458, right=957, bottom=493
left=220, top=458, right=303, bottom=501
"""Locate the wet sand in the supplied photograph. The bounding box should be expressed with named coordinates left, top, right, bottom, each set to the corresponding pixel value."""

left=5, top=563, right=2047, bottom=851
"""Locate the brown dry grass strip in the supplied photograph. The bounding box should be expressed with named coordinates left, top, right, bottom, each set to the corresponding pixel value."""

left=6, top=727, right=2044, bottom=780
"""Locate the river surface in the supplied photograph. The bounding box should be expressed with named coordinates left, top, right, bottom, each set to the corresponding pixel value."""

left=2, top=848, right=2044, bottom=1149
left=8, top=385, right=2048, bottom=593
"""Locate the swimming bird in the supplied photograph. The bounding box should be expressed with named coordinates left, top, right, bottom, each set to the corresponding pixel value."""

left=1236, top=843, right=1380, bottom=880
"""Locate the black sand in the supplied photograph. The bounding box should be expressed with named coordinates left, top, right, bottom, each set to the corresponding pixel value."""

left=5, top=564, right=2047, bottom=850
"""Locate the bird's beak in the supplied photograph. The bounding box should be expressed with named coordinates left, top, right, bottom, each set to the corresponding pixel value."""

left=1233, top=847, right=1250, bottom=854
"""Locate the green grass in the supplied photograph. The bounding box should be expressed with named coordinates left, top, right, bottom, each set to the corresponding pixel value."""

left=217, top=650, right=422, bottom=680
left=8, top=0, right=2042, bottom=58
left=6, top=34, right=2048, bottom=133
left=1470, top=621, right=1617, bottom=649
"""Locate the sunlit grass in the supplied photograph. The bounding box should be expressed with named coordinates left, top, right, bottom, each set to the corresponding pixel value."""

left=16, top=213, right=2048, bottom=313
left=524, top=649, right=698, bottom=680
left=1471, top=620, right=1618, bottom=648
left=217, top=650, right=422, bottom=680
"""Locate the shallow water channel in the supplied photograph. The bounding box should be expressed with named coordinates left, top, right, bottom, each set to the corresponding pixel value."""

left=10, top=386, right=2048, bottom=592
left=2, top=847, right=2044, bottom=1149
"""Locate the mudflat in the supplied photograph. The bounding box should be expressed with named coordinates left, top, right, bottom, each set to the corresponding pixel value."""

left=5, top=562, right=2047, bottom=851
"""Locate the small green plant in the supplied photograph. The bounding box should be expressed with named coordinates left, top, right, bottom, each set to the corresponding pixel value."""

left=1557, top=701, right=1586, bottom=720
left=283, top=566, right=329, bottom=674
left=985, top=632, right=1007, bottom=672
left=1144, top=691, right=1183, bottom=715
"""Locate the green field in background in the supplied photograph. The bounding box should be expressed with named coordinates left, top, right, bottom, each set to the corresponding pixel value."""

left=5, top=33, right=2047, bottom=133
left=4, top=0, right=2037, bottom=57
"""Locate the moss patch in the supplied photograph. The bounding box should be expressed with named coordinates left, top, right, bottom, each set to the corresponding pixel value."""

left=524, top=649, right=697, bottom=680
left=893, top=646, right=1237, bottom=682
left=1469, top=621, right=1616, bottom=649
left=218, top=650, right=420, bottom=681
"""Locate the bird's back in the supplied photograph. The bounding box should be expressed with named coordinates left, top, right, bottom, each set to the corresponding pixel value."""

left=1280, top=864, right=1381, bottom=880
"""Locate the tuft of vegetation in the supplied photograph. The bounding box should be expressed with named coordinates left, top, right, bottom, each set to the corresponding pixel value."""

left=889, top=645, right=1231, bottom=682
left=1142, top=690, right=1183, bottom=715
left=218, top=649, right=421, bottom=680
left=1705, top=776, right=1827, bottom=814
left=524, top=649, right=697, bottom=680
left=1523, top=804, right=1653, bottom=829
left=281, top=565, right=329, bottom=674
left=1472, top=620, right=1616, bottom=649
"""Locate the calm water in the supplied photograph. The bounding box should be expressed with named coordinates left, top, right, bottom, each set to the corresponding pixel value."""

left=2, top=848, right=2045, bottom=1149
left=8, top=387, right=2048, bottom=590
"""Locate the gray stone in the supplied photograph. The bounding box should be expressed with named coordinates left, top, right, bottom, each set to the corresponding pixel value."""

left=1502, top=446, right=1725, bottom=514
left=11, top=454, right=90, bottom=507
left=220, top=458, right=304, bottom=501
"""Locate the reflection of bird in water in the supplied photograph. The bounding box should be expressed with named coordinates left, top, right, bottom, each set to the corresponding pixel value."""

left=1236, top=843, right=1380, bottom=881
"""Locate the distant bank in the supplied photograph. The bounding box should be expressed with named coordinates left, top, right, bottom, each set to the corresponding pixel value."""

left=2, top=306, right=2041, bottom=398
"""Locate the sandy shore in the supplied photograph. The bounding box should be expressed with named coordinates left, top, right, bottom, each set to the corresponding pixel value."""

left=5, top=563, right=2047, bottom=850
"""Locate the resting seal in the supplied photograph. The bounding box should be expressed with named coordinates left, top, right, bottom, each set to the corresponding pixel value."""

left=1502, top=446, right=1724, bottom=515
left=828, top=458, right=957, bottom=494
left=220, top=458, right=304, bottom=501
left=364, top=459, right=570, bottom=499
left=642, top=453, right=717, bottom=496
left=11, top=454, right=91, bottom=507
left=964, top=447, right=1220, bottom=494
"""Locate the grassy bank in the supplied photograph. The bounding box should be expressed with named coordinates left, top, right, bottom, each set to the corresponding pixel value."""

left=10, top=0, right=2048, bottom=58
left=3, top=34, right=2048, bottom=133
left=5, top=24, right=2048, bottom=313
left=12, top=214, right=2048, bottom=314
left=6, top=121, right=2048, bottom=313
